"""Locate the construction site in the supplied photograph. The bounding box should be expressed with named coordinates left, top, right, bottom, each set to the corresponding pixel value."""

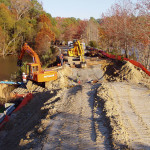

left=0, top=41, right=150, bottom=150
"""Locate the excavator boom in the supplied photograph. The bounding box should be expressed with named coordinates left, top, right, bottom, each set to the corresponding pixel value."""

left=17, top=43, right=42, bottom=72
left=68, top=40, right=85, bottom=65
left=17, top=43, right=57, bottom=82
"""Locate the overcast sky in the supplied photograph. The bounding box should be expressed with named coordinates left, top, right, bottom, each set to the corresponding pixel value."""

left=40, top=0, right=138, bottom=19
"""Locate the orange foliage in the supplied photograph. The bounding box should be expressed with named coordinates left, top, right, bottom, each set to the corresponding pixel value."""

left=0, top=3, right=8, bottom=10
left=35, top=14, right=55, bottom=53
left=35, top=24, right=55, bottom=53
left=38, top=14, right=52, bottom=27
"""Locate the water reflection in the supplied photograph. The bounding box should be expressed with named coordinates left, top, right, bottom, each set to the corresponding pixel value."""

left=0, top=55, right=32, bottom=81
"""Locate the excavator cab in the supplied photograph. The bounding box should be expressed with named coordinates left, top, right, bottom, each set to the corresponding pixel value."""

left=26, top=63, right=40, bottom=81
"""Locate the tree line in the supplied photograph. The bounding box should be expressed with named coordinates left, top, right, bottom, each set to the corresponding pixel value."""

left=0, top=0, right=100, bottom=56
left=0, top=0, right=149, bottom=69
left=99, top=0, right=149, bottom=69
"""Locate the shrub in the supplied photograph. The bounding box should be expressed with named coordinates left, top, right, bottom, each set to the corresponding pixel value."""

left=41, top=46, right=59, bottom=67
left=89, top=41, right=98, bottom=48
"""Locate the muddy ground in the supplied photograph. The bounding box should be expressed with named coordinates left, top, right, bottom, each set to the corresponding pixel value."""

left=0, top=58, right=150, bottom=150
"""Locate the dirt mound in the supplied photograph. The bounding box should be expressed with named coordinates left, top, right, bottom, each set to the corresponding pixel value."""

left=104, top=61, right=150, bottom=88
left=45, top=65, right=76, bottom=90
left=118, top=61, right=149, bottom=82
left=0, top=84, right=17, bottom=104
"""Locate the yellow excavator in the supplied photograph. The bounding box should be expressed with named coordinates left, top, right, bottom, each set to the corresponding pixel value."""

left=67, top=40, right=86, bottom=67
left=17, top=43, right=57, bottom=83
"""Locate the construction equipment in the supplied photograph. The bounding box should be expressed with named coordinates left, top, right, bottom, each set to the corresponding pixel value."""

left=17, top=43, right=57, bottom=82
left=67, top=40, right=86, bottom=67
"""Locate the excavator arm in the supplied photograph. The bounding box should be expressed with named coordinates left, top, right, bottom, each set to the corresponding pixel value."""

left=17, top=43, right=42, bottom=72
left=68, top=40, right=85, bottom=62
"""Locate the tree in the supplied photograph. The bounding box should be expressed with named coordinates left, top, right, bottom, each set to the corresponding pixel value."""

left=99, top=0, right=150, bottom=68
left=10, top=0, right=31, bottom=20
left=0, top=0, right=11, bottom=6
left=35, top=24, right=55, bottom=53
left=0, top=26, right=5, bottom=54
left=35, top=14, right=55, bottom=53
left=0, top=3, right=16, bottom=56
left=100, top=0, right=136, bottom=57
left=73, top=20, right=88, bottom=40
left=29, top=0, right=43, bottom=19
left=86, top=19, right=99, bottom=45
left=0, top=3, right=14, bottom=30
left=135, top=0, right=150, bottom=69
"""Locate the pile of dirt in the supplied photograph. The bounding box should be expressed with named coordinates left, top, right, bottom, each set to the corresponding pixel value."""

left=103, top=61, right=150, bottom=88
left=0, top=84, right=16, bottom=104
left=45, top=64, right=76, bottom=90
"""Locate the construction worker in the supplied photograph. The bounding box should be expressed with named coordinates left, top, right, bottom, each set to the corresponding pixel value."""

left=22, top=72, right=27, bottom=83
left=60, top=53, right=63, bottom=66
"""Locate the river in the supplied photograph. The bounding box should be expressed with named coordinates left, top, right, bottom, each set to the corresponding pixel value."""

left=0, top=56, right=32, bottom=81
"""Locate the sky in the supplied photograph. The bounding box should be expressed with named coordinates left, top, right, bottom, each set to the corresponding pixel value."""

left=40, top=0, right=138, bottom=20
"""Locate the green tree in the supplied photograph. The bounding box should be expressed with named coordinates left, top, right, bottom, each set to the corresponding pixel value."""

left=0, top=3, right=14, bottom=30
left=0, top=3, right=15, bottom=56
left=0, top=0, right=11, bottom=6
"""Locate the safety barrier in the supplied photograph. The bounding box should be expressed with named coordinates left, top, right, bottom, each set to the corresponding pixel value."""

left=0, top=93, right=33, bottom=129
left=14, top=93, right=33, bottom=112
left=98, top=50, right=150, bottom=76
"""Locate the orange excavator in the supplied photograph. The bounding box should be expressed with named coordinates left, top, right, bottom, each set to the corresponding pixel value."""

left=17, top=43, right=57, bottom=82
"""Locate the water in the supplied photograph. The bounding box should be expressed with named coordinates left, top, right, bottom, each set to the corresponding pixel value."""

left=0, top=55, right=32, bottom=81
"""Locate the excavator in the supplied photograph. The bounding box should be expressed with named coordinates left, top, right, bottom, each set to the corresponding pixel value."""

left=17, top=43, right=57, bottom=83
left=67, top=40, right=86, bottom=67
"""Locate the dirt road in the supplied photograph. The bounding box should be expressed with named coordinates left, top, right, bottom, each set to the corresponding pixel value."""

left=98, top=82, right=150, bottom=149
left=43, top=83, right=112, bottom=149
left=0, top=64, right=113, bottom=150
left=39, top=66, right=112, bottom=149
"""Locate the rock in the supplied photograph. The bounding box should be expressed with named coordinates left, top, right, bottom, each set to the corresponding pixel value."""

left=37, top=127, right=43, bottom=134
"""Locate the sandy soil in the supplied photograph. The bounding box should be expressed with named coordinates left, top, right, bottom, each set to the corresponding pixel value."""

left=0, top=57, right=149, bottom=150
left=97, top=82, right=150, bottom=149
left=0, top=63, right=113, bottom=150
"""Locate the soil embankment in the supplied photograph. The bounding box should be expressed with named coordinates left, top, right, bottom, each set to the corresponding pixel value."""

left=97, top=82, right=150, bottom=149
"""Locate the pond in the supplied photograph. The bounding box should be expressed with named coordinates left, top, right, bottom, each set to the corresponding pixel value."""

left=0, top=55, right=32, bottom=81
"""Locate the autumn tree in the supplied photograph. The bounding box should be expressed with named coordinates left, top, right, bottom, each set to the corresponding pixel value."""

left=0, top=0, right=44, bottom=56
left=0, top=26, right=5, bottom=54
left=73, top=20, right=88, bottom=40
left=10, top=0, right=31, bottom=20
left=135, top=0, right=150, bottom=69
left=99, top=0, right=150, bottom=69
left=0, top=3, right=15, bottom=56
left=100, top=0, right=136, bottom=57
left=0, top=0, right=11, bottom=6
left=86, top=18, right=99, bottom=45
left=35, top=14, right=55, bottom=53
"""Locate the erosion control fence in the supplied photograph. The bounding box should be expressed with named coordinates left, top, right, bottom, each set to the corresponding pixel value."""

left=98, top=50, right=150, bottom=76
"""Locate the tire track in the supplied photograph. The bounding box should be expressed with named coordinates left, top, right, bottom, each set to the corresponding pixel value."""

left=43, top=83, right=112, bottom=149
left=98, top=82, right=150, bottom=149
